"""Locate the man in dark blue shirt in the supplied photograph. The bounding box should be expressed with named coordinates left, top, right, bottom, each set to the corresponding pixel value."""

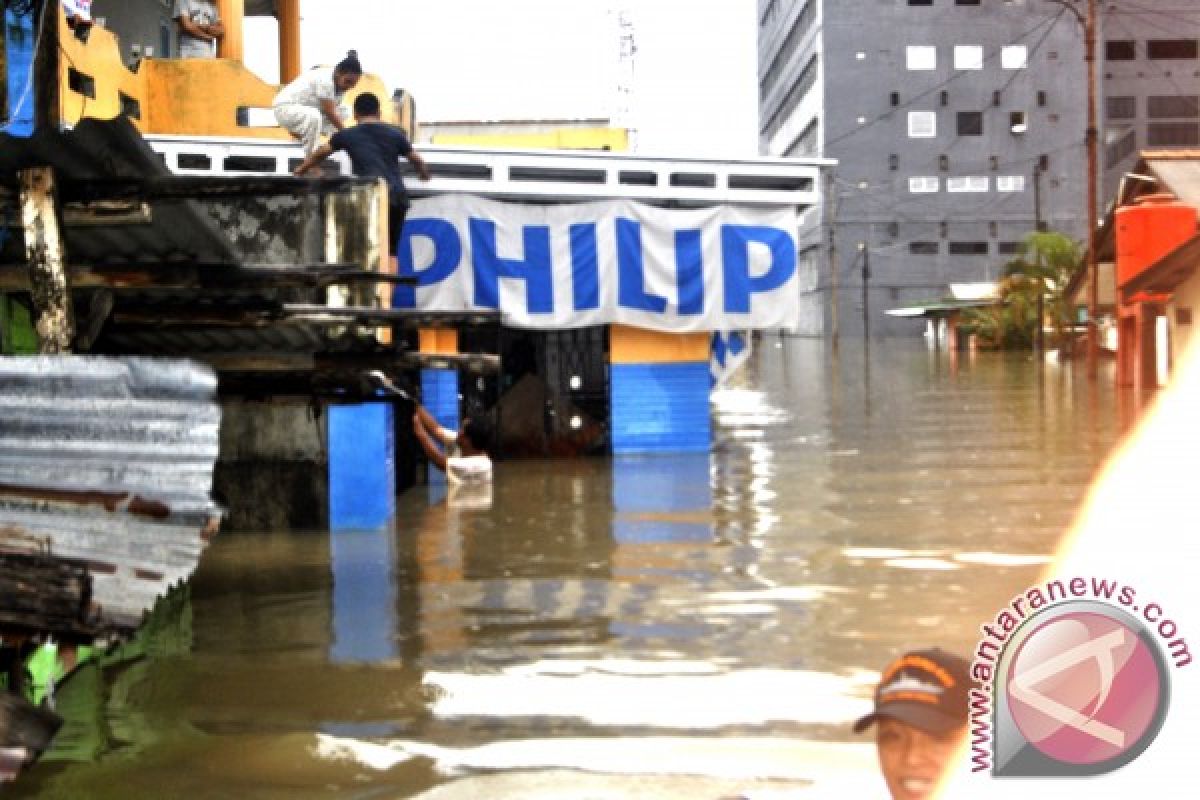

left=294, top=92, right=431, bottom=255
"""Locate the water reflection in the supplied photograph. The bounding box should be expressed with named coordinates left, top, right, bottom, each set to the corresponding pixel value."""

left=11, top=339, right=1125, bottom=798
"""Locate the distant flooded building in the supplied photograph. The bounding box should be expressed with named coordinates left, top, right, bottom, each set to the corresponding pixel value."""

left=758, top=0, right=1089, bottom=336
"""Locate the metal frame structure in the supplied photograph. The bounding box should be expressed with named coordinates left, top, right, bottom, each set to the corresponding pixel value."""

left=145, top=133, right=828, bottom=208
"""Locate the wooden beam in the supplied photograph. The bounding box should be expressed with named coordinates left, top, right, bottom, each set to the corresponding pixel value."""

left=0, top=264, right=416, bottom=291
left=19, top=168, right=74, bottom=353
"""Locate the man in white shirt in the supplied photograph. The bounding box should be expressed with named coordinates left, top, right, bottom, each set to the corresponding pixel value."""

left=412, top=404, right=493, bottom=486
left=173, top=0, right=223, bottom=58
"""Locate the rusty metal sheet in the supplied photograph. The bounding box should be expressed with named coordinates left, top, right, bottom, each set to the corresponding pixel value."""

left=0, top=356, right=221, bottom=630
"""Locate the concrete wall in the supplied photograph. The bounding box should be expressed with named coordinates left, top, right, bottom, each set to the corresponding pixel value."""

left=1099, top=9, right=1200, bottom=201
left=214, top=401, right=328, bottom=531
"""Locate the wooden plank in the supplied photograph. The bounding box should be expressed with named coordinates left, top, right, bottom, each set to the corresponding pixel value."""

left=19, top=168, right=74, bottom=353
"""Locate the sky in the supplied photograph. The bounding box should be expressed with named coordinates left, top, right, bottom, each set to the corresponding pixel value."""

left=244, top=0, right=759, bottom=157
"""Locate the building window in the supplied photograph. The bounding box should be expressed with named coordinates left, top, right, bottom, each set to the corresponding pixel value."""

left=1106, top=40, right=1136, bottom=61
left=1010, top=111, right=1028, bottom=133
left=949, top=241, right=989, bottom=255
left=1107, top=96, right=1137, bottom=119
left=907, top=46, right=937, bottom=70
left=908, top=111, right=937, bottom=137
left=762, top=54, right=819, bottom=139
left=1105, top=127, right=1137, bottom=167
left=1148, top=95, right=1200, bottom=118
left=909, top=176, right=940, bottom=193
left=908, top=0, right=934, bottom=5
left=890, top=91, right=900, bottom=107
left=954, top=45, right=984, bottom=70
left=888, top=221, right=900, bottom=238
left=998, top=241, right=1023, bottom=255
left=989, top=155, right=999, bottom=171
left=889, top=153, right=900, bottom=170
left=1001, top=45, right=1028, bottom=69
left=957, top=111, right=984, bottom=135
left=997, top=175, right=1025, bottom=192
left=940, top=90, right=949, bottom=107
left=1037, top=90, right=1047, bottom=107
left=910, top=241, right=940, bottom=254
left=956, top=0, right=982, bottom=5
left=1148, top=122, right=1200, bottom=146
left=1147, top=39, right=1199, bottom=60
left=939, top=154, right=950, bottom=171
left=947, top=176, right=989, bottom=192
left=784, top=118, right=820, bottom=157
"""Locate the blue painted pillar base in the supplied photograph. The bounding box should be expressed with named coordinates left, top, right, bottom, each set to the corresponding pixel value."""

left=328, top=403, right=395, bottom=530
left=610, top=362, right=712, bottom=454
left=612, top=453, right=713, bottom=543
left=421, top=368, right=459, bottom=486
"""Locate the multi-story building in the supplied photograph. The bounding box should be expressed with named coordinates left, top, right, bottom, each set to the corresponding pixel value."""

left=1099, top=3, right=1200, bottom=201
left=759, top=0, right=1089, bottom=336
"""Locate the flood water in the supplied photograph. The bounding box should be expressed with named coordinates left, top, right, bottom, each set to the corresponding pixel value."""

left=13, top=338, right=1128, bottom=799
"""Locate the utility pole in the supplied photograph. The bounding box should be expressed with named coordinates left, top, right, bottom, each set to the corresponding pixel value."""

left=1051, top=0, right=1100, bottom=377
left=860, top=241, right=870, bottom=339
left=1084, top=0, right=1099, bottom=379
left=826, top=169, right=840, bottom=348
left=1034, top=165, right=1045, bottom=354
left=1033, top=165, right=1044, bottom=233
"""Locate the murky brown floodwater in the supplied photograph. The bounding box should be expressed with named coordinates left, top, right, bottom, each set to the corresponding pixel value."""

left=13, top=338, right=1128, bottom=799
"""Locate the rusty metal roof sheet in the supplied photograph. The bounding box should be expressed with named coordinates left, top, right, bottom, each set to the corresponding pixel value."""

left=0, top=356, right=221, bottom=630
left=0, top=117, right=238, bottom=266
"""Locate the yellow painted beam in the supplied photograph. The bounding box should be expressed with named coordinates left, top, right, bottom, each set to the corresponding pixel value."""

left=215, top=0, right=246, bottom=63
left=141, top=58, right=286, bottom=138
left=431, top=127, right=628, bottom=151
left=57, top=9, right=145, bottom=126
left=419, top=329, right=460, bottom=355
left=278, top=0, right=302, bottom=84
left=610, top=325, right=710, bottom=364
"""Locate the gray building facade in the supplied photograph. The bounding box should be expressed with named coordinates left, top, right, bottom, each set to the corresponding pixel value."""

left=760, top=0, right=1088, bottom=337
left=1099, top=3, right=1200, bottom=201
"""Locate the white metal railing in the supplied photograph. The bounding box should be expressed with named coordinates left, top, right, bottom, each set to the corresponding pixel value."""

left=145, top=133, right=827, bottom=208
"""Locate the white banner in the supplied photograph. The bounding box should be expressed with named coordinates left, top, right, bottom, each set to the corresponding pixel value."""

left=395, top=195, right=799, bottom=332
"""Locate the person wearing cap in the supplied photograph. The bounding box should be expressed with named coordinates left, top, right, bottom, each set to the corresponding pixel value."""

left=854, top=648, right=970, bottom=800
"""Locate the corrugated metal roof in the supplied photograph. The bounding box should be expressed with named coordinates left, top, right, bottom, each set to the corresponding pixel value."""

left=0, top=356, right=221, bottom=630
left=0, top=118, right=237, bottom=266
left=1145, top=157, right=1200, bottom=211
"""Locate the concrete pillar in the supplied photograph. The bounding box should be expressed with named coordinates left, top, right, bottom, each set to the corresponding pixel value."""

left=1135, top=303, right=1160, bottom=392
left=277, top=0, right=302, bottom=84
left=215, top=0, right=245, bottom=62
left=1117, top=310, right=1136, bottom=388
left=609, top=326, right=711, bottom=454
left=417, top=330, right=459, bottom=481
left=328, top=403, right=396, bottom=530
left=214, top=401, right=328, bottom=530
